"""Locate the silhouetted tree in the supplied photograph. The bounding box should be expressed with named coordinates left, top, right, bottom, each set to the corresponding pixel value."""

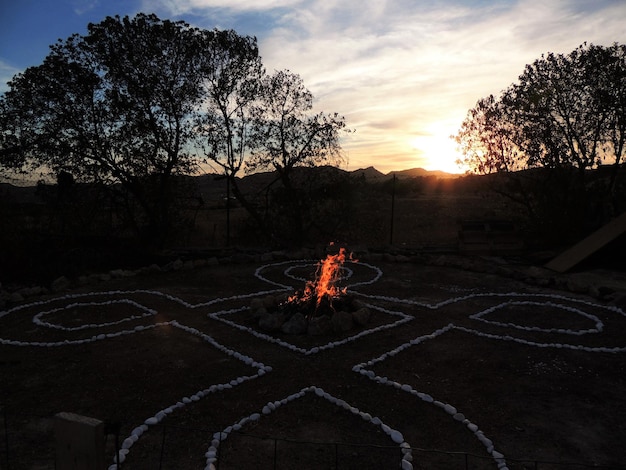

left=455, top=43, right=626, bottom=243
left=246, top=70, right=349, bottom=244
left=0, top=14, right=268, bottom=245
left=193, top=29, right=268, bottom=234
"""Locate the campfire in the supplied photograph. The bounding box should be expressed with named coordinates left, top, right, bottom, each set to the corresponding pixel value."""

left=288, top=246, right=352, bottom=316
left=250, top=246, right=372, bottom=335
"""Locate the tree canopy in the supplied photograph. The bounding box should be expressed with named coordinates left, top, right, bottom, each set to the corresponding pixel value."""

left=454, top=43, right=626, bottom=243
left=455, top=42, right=626, bottom=175
left=0, top=13, right=349, bottom=245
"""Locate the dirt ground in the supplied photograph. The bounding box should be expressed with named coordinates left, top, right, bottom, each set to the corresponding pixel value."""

left=1, top=255, right=626, bottom=469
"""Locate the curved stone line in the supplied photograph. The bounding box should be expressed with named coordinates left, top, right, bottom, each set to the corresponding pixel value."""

left=33, top=299, right=157, bottom=331
left=108, top=320, right=273, bottom=469
left=352, top=324, right=508, bottom=468
left=254, top=259, right=383, bottom=291
left=469, top=300, right=604, bottom=335
left=0, top=322, right=170, bottom=347
left=283, top=263, right=354, bottom=283
left=208, top=303, right=413, bottom=355
left=453, top=325, right=626, bottom=353
left=2, top=260, right=622, bottom=470
left=204, top=385, right=414, bottom=470
left=355, top=291, right=626, bottom=316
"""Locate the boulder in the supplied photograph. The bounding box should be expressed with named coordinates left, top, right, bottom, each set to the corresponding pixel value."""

left=281, top=313, right=307, bottom=335
left=352, top=307, right=371, bottom=326
left=308, top=315, right=333, bottom=335
left=258, top=313, right=285, bottom=332
left=51, top=276, right=71, bottom=292
left=331, top=310, right=353, bottom=332
left=262, top=295, right=278, bottom=309
left=250, top=298, right=264, bottom=311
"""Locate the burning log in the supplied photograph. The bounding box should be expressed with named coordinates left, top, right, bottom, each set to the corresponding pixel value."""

left=249, top=246, right=371, bottom=335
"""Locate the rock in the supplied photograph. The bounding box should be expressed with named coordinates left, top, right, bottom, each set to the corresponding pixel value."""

left=51, top=276, right=70, bottom=292
left=252, top=306, right=268, bottom=320
left=193, top=258, right=208, bottom=268
left=167, top=259, right=184, bottom=271
left=250, top=298, right=264, bottom=311
left=183, top=260, right=195, bottom=270
left=307, top=315, right=332, bottom=335
left=352, top=307, right=371, bottom=326
left=232, top=253, right=254, bottom=264
left=331, top=310, right=353, bottom=332
left=281, top=313, right=307, bottom=335
left=566, top=278, right=588, bottom=294
left=9, top=291, right=24, bottom=303
left=258, top=313, right=284, bottom=332
left=384, top=253, right=397, bottom=262
left=609, top=292, right=626, bottom=309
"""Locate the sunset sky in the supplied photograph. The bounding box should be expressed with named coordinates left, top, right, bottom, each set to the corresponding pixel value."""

left=1, top=1, right=626, bottom=174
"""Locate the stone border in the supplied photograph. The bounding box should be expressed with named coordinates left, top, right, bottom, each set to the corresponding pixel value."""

left=3, top=256, right=626, bottom=469
left=1, top=248, right=624, bottom=309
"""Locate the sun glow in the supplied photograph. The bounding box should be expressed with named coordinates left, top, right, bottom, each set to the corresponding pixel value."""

left=410, top=122, right=467, bottom=174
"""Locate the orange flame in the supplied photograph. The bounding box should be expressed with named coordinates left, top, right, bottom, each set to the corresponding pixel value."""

left=292, top=246, right=355, bottom=308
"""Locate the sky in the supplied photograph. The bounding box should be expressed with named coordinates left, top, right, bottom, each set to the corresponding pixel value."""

left=1, top=0, right=626, bottom=175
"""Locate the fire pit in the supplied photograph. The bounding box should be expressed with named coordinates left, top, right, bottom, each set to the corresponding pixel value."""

left=250, top=247, right=372, bottom=335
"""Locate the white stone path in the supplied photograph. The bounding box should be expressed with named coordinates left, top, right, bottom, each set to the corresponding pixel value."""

left=1, top=260, right=625, bottom=470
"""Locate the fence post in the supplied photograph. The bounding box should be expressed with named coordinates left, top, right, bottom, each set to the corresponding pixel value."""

left=1, top=404, right=9, bottom=470
left=54, top=412, right=104, bottom=470
left=273, top=438, right=277, bottom=470
left=158, top=425, right=167, bottom=470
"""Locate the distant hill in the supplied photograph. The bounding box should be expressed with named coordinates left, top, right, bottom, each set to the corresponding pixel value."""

left=387, top=168, right=460, bottom=179
left=0, top=165, right=461, bottom=204
left=350, top=166, right=386, bottom=180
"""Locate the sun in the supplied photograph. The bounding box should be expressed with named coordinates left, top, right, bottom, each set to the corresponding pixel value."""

left=410, top=123, right=467, bottom=174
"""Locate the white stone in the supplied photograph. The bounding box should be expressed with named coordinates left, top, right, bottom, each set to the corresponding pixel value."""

left=390, top=430, right=404, bottom=444
left=443, top=404, right=457, bottom=415
left=401, top=459, right=413, bottom=470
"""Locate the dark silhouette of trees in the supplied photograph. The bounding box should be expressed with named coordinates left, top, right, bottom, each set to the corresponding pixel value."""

left=0, top=14, right=213, bottom=244
left=245, top=70, right=349, bottom=244
left=455, top=43, right=626, bottom=243
left=0, top=13, right=350, bottom=248
left=192, top=29, right=267, bottom=235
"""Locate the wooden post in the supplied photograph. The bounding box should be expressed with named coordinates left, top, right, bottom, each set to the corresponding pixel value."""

left=55, top=412, right=104, bottom=470
left=545, top=211, right=626, bottom=272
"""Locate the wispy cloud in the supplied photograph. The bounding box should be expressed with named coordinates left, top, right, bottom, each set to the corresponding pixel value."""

left=3, top=0, right=625, bottom=173
left=0, top=60, right=20, bottom=94
left=252, top=0, right=626, bottom=171
left=72, top=0, right=101, bottom=15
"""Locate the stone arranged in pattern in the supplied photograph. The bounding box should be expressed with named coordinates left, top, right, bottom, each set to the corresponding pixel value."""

left=1, top=259, right=625, bottom=469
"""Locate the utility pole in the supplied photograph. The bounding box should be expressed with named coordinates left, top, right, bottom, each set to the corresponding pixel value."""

left=390, top=174, right=396, bottom=245
left=214, top=174, right=231, bottom=247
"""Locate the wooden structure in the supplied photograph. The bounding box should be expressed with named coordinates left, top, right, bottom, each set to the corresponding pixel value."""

left=55, top=412, right=104, bottom=470
left=458, top=219, right=524, bottom=255
left=545, top=211, right=626, bottom=273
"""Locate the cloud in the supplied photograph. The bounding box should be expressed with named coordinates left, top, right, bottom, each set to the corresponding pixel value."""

left=72, top=0, right=100, bottom=15
left=146, top=0, right=300, bottom=15
left=250, top=0, right=626, bottom=172
left=5, top=0, right=624, bottom=173
left=0, top=61, right=20, bottom=94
